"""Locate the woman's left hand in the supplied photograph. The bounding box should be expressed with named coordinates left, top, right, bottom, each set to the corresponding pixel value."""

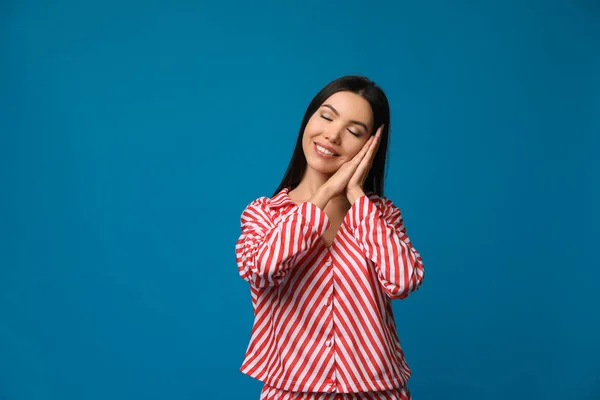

left=346, top=125, right=383, bottom=204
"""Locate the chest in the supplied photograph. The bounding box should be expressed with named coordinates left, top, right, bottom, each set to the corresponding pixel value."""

left=321, top=204, right=349, bottom=247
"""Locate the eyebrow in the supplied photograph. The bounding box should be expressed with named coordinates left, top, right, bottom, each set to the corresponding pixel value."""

left=321, top=104, right=369, bottom=132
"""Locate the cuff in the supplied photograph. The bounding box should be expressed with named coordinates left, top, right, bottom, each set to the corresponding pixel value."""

left=299, top=201, right=331, bottom=236
left=343, top=195, right=380, bottom=229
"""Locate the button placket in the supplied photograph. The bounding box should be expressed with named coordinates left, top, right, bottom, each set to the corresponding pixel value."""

left=325, top=253, right=337, bottom=393
left=325, top=257, right=333, bottom=307
left=325, top=380, right=336, bottom=392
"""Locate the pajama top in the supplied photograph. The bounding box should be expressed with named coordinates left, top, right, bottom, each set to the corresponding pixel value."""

left=236, top=188, right=425, bottom=394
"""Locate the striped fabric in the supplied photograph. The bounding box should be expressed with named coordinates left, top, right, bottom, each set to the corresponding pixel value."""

left=236, top=188, right=424, bottom=396
left=260, top=382, right=411, bottom=399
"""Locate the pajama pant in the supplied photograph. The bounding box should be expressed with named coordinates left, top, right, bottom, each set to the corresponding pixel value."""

left=259, top=383, right=411, bottom=400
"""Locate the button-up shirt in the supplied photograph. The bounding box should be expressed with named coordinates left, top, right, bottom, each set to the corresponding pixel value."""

left=236, top=188, right=425, bottom=393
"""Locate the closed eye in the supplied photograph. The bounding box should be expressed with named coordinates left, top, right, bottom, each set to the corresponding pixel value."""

left=320, top=113, right=361, bottom=137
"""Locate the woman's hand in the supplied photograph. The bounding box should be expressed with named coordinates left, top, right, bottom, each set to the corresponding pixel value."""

left=320, top=135, right=375, bottom=197
left=346, top=125, right=383, bottom=204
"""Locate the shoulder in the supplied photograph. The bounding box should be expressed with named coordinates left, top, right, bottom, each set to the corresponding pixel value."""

left=242, top=188, right=292, bottom=214
left=240, top=188, right=293, bottom=225
left=363, top=192, right=405, bottom=223
left=365, top=192, right=400, bottom=212
left=238, top=197, right=274, bottom=232
left=244, top=196, right=271, bottom=210
left=240, top=196, right=272, bottom=219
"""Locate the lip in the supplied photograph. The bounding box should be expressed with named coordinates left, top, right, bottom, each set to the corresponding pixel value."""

left=314, top=142, right=339, bottom=157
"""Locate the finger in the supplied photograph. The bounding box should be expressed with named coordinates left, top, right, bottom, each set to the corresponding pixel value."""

left=351, top=147, right=375, bottom=186
left=357, top=132, right=380, bottom=174
left=361, top=135, right=375, bottom=152
left=352, top=139, right=376, bottom=175
left=348, top=127, right=383, bottom=185
left=365, top=131, right=380, bottom=159
left=352, top=136, right=374, bottom=164
left=370, top=125, right=383, bottom=156
left=361, top=134, right=380, bottom=167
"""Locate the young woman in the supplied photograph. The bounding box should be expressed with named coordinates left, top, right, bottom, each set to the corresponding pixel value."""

left=236, top=76, right=425, bottom=400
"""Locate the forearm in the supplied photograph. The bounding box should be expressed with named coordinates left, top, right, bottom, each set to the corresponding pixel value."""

left=346, top=196, right=424, bottom=299
left=362, top=220, right=424, bottom=298
left=237, top=201, right=330, bottom=287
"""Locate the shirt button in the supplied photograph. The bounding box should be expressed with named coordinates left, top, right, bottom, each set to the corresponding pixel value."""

left=326, top=340, right=331, bottom=347
left=325, top=381, right=336, bottom=392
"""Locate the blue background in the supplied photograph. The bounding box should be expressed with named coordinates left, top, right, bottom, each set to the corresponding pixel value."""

left=1, top=1, right=598, bottom=399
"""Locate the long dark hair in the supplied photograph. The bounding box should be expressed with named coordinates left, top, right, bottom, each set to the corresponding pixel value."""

left=273, top=75, right=391, bottom=197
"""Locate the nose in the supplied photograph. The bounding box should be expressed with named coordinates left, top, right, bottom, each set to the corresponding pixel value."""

left=324, top=126, right=342, bottom=144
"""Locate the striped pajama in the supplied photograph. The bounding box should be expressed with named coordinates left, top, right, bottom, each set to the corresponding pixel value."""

left=236, top=188, right=424, bottom=396
left=260, top=383, right=411, bottom=400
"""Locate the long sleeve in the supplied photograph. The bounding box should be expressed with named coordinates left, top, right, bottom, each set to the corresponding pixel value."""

left=236, top=197, right=330, bottom=288
left=344, top=195, right=424, bottom=299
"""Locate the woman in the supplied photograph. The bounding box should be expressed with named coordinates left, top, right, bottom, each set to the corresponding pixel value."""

left=235, top=76, right=425, bottom=399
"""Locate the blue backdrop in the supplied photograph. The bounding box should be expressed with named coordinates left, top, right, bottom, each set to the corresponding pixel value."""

left=1, top=1, right=598, bottom=399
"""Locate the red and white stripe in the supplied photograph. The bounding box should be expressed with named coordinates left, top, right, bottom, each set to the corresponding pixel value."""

left=236, top=188, right=424, bottom=397
left=259, top=382, right=411, bottom=399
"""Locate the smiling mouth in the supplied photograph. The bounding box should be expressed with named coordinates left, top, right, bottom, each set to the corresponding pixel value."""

left=314, top=142, right=339, bottom=157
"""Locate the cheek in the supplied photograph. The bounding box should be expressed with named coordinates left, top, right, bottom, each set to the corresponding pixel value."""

left=304, top=117, right=320, bottom=136
left=302, top=129, right=313, bottom=148
left=345, top=139, right=369, bottom=158
left=302, top=118, right=323, bottom=146
left=302, top=127, right=316, bottom=153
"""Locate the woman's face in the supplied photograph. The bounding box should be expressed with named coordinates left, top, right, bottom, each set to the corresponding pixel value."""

left=302, top=91, right=374, bottom=176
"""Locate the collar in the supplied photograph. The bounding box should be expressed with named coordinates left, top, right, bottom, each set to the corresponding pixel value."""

left=269, top=187, right=297, bottom=209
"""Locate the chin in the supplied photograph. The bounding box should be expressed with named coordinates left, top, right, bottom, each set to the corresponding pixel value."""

left=306, top=157, right=339, bottom=175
